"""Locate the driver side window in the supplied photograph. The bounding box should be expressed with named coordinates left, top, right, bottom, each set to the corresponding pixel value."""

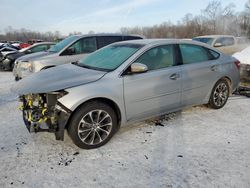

left=135, top=45, right=174, bottom=71
left=66, top=37, right=97, bottom=55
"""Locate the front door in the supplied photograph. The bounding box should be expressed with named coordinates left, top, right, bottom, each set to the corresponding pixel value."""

left=123, top=45, right=182, bottom=121
left=60, top=37, right=97, bottom=65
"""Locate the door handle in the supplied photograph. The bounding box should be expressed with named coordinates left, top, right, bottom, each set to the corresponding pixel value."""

left=169, top=73, right=179, bottom=80
left=210, top=65, right=216, bottom=71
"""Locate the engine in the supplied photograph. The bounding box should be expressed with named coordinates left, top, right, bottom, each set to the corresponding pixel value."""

left=20, top=93, right=59, bottom=132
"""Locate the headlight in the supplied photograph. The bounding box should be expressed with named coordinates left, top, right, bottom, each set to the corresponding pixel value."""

left=3, top=58, right=11, bottom=64
left=20, top=61, right=33, bottom=72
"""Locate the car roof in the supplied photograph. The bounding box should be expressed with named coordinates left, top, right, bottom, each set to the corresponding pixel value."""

left=194, top=35, right=234, bottom=39
left=112, top=38, right=222, bottom=53
left=32, top=42, right=56, bottom=46
left=72, top=33, right=144, bottom=39
left=114, top=38, right=209, bottom=46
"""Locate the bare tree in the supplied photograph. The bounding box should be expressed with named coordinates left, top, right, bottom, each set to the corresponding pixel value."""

left=246, top=0, right=250, bottom=11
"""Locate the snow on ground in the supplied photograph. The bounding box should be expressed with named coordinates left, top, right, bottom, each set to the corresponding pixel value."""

left=233, top=46, right=250, bottom=65
left=0, top=71, right=250, bottom=188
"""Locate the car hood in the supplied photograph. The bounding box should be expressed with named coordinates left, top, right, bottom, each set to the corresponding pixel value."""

left=1, top=51, right=16, bottom=56
left=17, top=51, right=55, bottom=62
left=12, top=63, right=106, bottom=95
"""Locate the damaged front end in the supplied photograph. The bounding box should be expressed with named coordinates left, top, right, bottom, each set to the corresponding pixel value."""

left=19, top=91, right=71, bottom=140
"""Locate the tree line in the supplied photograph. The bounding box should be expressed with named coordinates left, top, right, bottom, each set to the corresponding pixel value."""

left=120, top=0, right=250, bottom=38
left=0, top=0, right=250, bottom=42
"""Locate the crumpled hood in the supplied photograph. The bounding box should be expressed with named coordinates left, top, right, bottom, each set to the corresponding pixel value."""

left=7, top=52, right=25, bottom=60
left=17, top=51, right=54, bottom=62
left=12, top=63, right=106, bottom=95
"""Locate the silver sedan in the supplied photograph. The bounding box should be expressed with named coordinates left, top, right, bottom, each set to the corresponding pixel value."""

left=13, top=39, right=240, bottom=149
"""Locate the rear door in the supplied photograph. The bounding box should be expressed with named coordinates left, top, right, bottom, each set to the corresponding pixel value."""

left=179, top=44, right=220, bottom=106
left=123, top=44, right=182, bottom=121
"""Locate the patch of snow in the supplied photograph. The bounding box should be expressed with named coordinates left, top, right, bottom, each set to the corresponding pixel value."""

left=233, top=46, right=250, bottom=65
left=0, top=72, right=250, bottom=187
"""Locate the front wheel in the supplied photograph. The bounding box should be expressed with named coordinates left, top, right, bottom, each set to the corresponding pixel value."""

left=68, top=102, right=118, bottom=149
left=208, top=79, right=230, bottom=109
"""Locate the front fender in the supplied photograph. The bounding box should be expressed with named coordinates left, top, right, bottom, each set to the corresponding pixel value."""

left=57, top=77, right=127, bottom=124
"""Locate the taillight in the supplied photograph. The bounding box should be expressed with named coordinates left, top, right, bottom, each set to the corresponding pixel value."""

left=234, top=60, right=240, bottom=70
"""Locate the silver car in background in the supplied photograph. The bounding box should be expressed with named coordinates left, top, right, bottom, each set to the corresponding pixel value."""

left=192, top=35, right=249, bottom=55
left=12, top=39, right=240, bottom=149
left=13, top=34, right=143, bottom=80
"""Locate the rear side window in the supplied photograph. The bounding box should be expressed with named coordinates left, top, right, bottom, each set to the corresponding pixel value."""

left=97, top=36, right=122, bottom=49
left=215, top=37, right=235, bottom=47
left=135, top=45, right=174, bottom=71
left=179, top=44, right=210, bottom=64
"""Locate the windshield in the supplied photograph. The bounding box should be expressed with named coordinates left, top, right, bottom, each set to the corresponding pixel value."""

left=48, top=35, right=78, bottom=53
left=77, top=43, right=144, bottom=71
left=192, top=37, right=214, bottom=45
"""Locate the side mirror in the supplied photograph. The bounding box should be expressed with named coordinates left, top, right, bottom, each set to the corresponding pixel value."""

left=26, top=49, right=32, bottom=54
left=214, top=43, right=223, bottom=47
left=130, top=63, right=148, bottom=73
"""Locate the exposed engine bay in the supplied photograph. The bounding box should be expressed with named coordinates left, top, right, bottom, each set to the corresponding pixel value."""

left=19, top=92, right=71, bottom=140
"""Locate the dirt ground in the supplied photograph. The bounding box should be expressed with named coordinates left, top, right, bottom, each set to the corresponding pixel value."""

left=0, top=71, right=250, bottom=188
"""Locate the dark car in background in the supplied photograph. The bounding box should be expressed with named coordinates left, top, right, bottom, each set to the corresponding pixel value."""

left=1, top=42, right=55, bottom=71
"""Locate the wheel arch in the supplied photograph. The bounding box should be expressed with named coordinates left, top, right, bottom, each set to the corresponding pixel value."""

left=65, top=97, right=122, bottom=129
left=219, top=76, right=232, bottom=94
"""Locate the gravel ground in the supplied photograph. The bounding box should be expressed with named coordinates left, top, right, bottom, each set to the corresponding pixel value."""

left=0, top=71, right=250, bottom=188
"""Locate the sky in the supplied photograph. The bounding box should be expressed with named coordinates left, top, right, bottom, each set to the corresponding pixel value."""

left=0, top=0, right=248, bottom=35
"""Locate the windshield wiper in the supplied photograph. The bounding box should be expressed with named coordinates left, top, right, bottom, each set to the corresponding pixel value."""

left=71, top=62, right=92, bottom=69
left=72, top=62, right=110, bottom=72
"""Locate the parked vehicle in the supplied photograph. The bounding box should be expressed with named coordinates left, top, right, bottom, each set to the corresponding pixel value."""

left=0, top=44, right=19, bottom=66
left=192, top=35, right=249, bottom=55
left=233, top=46, right=250, bottom=82
left=0, top=43, right=20, bottom=51
left=28, top=39, right=44, bottom=45
left=13, top=34, right=143, bottom=80
left=1, top=42, right=55, bottom=71
left=19, top=43, right=31, bottom=49
left=13, top=39, right=240, bottom=149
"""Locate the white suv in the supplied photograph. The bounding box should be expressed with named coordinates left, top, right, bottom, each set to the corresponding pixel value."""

left=13, top=34, right=143, bottom=80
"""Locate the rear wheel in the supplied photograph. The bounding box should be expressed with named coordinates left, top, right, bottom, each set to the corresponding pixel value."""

left=208, top=79, right=229, bottom=109
left=68, top=101, right=118, bottom=149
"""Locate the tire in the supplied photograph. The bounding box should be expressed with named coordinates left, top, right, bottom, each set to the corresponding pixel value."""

left=208, top=79, right=230, bottom=109
left=68, top=101, right=118, bottom=149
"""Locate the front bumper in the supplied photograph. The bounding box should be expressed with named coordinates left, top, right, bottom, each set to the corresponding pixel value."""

left=2, top=58, right=12, bottom=70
